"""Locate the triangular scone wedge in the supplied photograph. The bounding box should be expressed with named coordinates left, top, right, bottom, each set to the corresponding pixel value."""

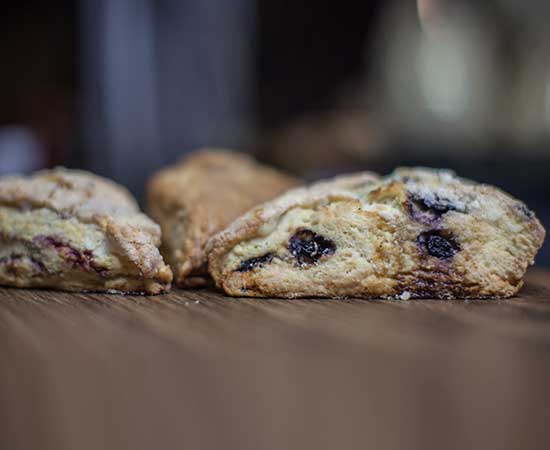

left=0, top=168, right=172, bottom=294
left=208, top=168, right=545, bottom=299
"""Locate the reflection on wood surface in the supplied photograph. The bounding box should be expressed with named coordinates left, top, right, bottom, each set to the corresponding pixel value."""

left=1, top=270, right=550, bottom=450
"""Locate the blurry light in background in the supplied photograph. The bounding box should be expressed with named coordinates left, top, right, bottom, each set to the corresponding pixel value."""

left=373, top=1, right=500, bottom=151
left=417, top=0, right=437, bottom=28
left=416, top=1, right=496, bottom=127
left=417, top=26, right=469, bottom=120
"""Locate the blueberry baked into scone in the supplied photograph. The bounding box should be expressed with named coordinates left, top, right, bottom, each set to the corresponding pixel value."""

left=147, top=149, right=299, bottom=287
left=0, top=168, right=172, bottom=294
left=208, top=168, right=545, bottom=299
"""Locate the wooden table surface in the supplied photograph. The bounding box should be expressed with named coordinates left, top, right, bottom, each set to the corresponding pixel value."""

left=1, top=269, right=550, bottom=450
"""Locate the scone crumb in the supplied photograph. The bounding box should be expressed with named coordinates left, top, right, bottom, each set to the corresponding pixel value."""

left=399, top=291, right=411, bottom=301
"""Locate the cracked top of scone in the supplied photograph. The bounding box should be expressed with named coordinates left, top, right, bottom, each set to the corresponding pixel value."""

left=147, top=149, right=299, bottom=285
left=207, top=167, right=545, bottom=298
left=148, top=150, right=298, bottom=214
left=1, top=168, right=131, bottom=212
left=0, top=168, right=172, bottom=292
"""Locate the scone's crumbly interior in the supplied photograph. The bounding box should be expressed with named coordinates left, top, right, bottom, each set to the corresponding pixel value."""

left=147, top=149, right=299, bottom=287
left=0, top=168, right=172, bottom=294
left=208, top=168, right=546, bottom=299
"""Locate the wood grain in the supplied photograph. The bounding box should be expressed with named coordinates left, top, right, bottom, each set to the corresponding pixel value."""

left=1, top=269, right=550, bottom=450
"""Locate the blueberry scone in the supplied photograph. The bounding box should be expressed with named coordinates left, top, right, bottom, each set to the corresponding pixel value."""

left=0, top=168, right=172, bottom=294
left=208, top=168, right=545, bottom=299
left=147, top=149, right=299, bottom=287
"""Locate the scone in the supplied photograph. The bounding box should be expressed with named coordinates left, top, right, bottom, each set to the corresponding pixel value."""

left=207, top=168, right=545, bottom=299
left=147, top=149, right=299, bottom=287
left=0, top=168, right=172, bottom=294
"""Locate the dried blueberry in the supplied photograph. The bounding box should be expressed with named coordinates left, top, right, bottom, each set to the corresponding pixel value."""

left=33, top=235, right=108, bottom=275
left=236, top=253, right=274, bottom=272
left=288, top=229, right=336, bottom=265
left=417, top=230, right=460, bottom=259
left=408, top=192, right=461, bottom=221
left=516, top=203, right=535, bottom=220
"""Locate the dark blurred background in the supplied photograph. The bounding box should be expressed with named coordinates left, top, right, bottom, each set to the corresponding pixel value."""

left=1, top=0, right=549, bottom=263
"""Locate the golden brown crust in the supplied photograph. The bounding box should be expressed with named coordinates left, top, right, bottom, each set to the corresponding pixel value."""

left=0, top=168, right=172, bottom=294
left=206, top=173, right=381, bottom=278
left=0, top=167, right=139, bottom=219
left=207, top=168, right=545, bottom=299
left=147, top=149, right=300, bottom=286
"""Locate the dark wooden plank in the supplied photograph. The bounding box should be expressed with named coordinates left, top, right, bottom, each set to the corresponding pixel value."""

left=1, top=269, right=550, bottom=450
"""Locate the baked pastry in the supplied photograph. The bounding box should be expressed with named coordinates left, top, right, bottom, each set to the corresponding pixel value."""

left=0, top=168, right=172, bottom=294
left=208, top=168, right=545, bottom=299
left=147, top=149, right=299, bottom=287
